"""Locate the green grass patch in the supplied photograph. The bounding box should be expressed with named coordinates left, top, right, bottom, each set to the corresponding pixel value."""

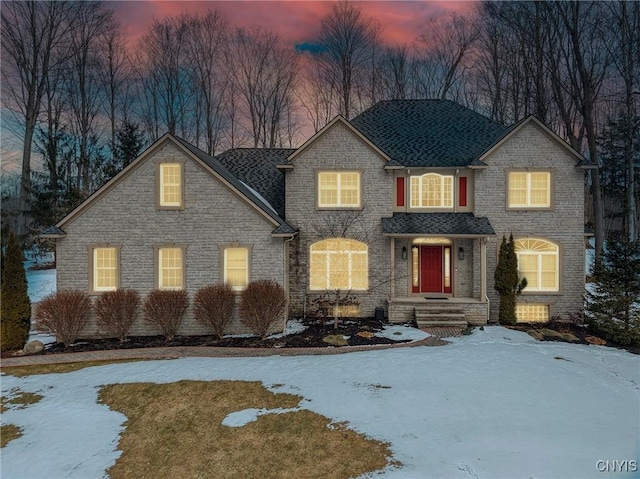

left=99, top=380, right=393, bottom=479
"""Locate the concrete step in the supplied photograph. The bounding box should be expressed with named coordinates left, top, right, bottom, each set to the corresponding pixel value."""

left=415, top=312, right=465, bottom=319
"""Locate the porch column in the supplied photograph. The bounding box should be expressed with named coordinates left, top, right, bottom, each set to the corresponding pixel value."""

left=480, top=237, right=487, bottom=301
left=390, top=237, right=395, bottom=298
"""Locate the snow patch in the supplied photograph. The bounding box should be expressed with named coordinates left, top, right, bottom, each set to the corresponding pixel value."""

left=221, top=406, right=301, bottom=427
left=375, top=325, right=430, bottom=342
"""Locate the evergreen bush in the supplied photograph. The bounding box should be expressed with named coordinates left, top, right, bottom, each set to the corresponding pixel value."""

left=35, top=290, right=92, bottom=347
left=193, top=284, right=235, bottom=339
left=494, top=234, right=527, bottom=325
left=240, top=280, right=287, bottom=339
left=586, top=240, right=640, bottom=346
left=95, top=289, right=141, bottom=342
left=0, top=231, right=31, bottom=352
left=143, top=290, right=189, bottom=341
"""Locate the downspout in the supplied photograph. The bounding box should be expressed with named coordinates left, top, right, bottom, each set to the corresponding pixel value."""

left=283, top=235, right=295, bottom=334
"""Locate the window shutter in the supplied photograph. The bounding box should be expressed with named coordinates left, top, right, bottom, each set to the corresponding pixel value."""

left=459, top=177, right=467, bottom=207
left=396, top=177, right=405, bottom=207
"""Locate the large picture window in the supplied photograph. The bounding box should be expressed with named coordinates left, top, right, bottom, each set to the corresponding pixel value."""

left=224, top=247, right=249, bottom=291
left=159, top=163, right=183, bottom=208
left=514, top=238, right=559, bottom=292
left=317, top=171, right=361, bottom=208
left=310, top=239, right=368, bottom=290
left=158, top=247, right=184, bottom=290
left=508, top=172, right=550, bottom=208
left=92, top=247, right=118, bottom=292
left=410, top=173, right=453, bottom=208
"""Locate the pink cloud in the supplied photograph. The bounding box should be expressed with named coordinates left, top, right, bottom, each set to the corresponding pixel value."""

left=112, top=1, right=477, bottom=48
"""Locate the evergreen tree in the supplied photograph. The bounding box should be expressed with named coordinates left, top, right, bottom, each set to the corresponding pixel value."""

left=1, top=231, right=31, bottom=351
left=108, top=120, right=145, bottom=179
left=494, top=234, right=527, bottom=325
left=586, top=240, right=640, bottom=346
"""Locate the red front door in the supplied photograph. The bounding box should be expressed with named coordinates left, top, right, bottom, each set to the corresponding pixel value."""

left=420, top=246, right=443, bottom=293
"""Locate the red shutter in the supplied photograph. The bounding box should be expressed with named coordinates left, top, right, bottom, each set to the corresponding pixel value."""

left=396, top=177, right=405, bottom=207
left=459, top=176, right=467, bottom=207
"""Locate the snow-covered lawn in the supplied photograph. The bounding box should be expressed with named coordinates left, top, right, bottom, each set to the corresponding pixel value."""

left=2, top=327, right=638, bottom=479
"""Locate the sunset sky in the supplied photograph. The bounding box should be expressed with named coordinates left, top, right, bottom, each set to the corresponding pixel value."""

left=112, top=1, right=477, bottom=48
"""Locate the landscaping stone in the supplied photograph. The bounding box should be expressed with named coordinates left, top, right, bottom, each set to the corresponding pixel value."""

left=23, top=340, right=44, bottom=355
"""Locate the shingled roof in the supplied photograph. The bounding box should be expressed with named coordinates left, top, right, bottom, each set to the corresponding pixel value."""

left=351, top=100, right=508, bottom=167
left=173, top=138, right=296, bottom=236
left=382, top=213, right=495, bottom=236
left=215, top=148, right=294, bottom=217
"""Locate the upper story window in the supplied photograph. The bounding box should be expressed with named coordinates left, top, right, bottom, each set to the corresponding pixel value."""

left=158, top=247, right=184, bottom=290
left=410, top=173, right=453, bottom=208
left=309, top=238, right=368, bottom=290
left=224, top=247, right=249, bottom=291
left=514, top=238, right=559, bottom=292
left=508, top=172, right=550, bottom=208
left=92, top=247, right=118, bottom=292
left=317, top=171, right=361, bottom=208
left=159, top=163, right=183, bottom=208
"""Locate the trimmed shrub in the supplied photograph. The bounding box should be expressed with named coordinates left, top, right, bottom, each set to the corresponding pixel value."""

left=35, top=291, right=92, bottom=348
left=95, top=289, right=141, bottom=342
left=193, top=284, right=235, bottom=339
left=239, top=280, right=287, bottom=339
left=1, top=231, right=31, bottom=352
left=143, top=290, right=189, bottom=341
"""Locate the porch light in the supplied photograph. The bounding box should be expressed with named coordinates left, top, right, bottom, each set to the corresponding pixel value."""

left=458, top=247, right=465, bottom=261
left=401, top=246, right=408, bottom=260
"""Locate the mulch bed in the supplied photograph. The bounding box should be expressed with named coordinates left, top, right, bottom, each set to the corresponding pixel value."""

left=508, top=320, right=639, bottom=355
left=34, top=319, right=412, bottom=356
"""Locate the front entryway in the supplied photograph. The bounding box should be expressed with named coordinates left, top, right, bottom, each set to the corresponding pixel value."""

left=412, top=244, right=452, bottom=294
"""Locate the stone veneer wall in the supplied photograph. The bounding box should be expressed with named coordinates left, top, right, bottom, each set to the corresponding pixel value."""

left=474, top=122, right=585, bottom=322
left=285, top=121, right=394, bottom=318
left=56, top=140, right=286, bottom=337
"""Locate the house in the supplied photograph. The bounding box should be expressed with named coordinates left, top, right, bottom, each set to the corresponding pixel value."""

left=43, top=100, right=592, bottom=337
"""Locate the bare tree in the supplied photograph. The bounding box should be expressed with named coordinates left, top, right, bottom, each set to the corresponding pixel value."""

left=228, top=27, right=299, bottom=148
left=316, top=1, right=378, bottom=119
left=1, top=0, right=75, bottom=235
left=184, top=11, right=229, bottom=155
left=298, top=53, right=336, bottom=133
left=415, top=12, right=479, bottom=101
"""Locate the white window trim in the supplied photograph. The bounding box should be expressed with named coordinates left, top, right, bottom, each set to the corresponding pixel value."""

left=409, top=173, right=453, bottom=209
left=223, top=247, right=249, bottom=291
left=508, top=172, right=551, bottom=208
left=317, top=171, right=362, bottom=208
left=310, top=239, right=368, bottom=291
left=515, top=238, right=559, bottom=292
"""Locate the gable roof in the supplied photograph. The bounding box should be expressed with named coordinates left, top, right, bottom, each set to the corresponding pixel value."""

left=350, top=100, right=508, bottom=168
left=476, top=115, right=590, bottom=167
left=286, top=115, right=393, bottom=165
left=51, top=134, right=296, bottom=238
left=215, top=148, right=294, bottom=217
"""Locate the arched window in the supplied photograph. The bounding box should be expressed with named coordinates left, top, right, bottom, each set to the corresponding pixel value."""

left=410, top=173, right=453, bottom=208
left=514, top=238, right=559, bottom=292
left=310, top=239, right=368, bottom=290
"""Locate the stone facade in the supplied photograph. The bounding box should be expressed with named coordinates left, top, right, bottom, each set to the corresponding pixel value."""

left=284, top=120, right=393, bottom=318
left=474, top=121, right=585, bottom=321
left=56, top=139, right=286, bottom=337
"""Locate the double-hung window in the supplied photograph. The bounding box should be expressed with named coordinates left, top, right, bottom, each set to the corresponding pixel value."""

left=309, top=239, right=368, bottom=290
left=508, top=172, right=551, bottom=208
left=158, top=247, right=184, bottom=290
left=159, top=163, right=183, bottom=208
left=317, top=171, right=361, bottom=208
left=92, top=247, right=118, bottom=292
left=224, top=247, right=249, bottom=291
